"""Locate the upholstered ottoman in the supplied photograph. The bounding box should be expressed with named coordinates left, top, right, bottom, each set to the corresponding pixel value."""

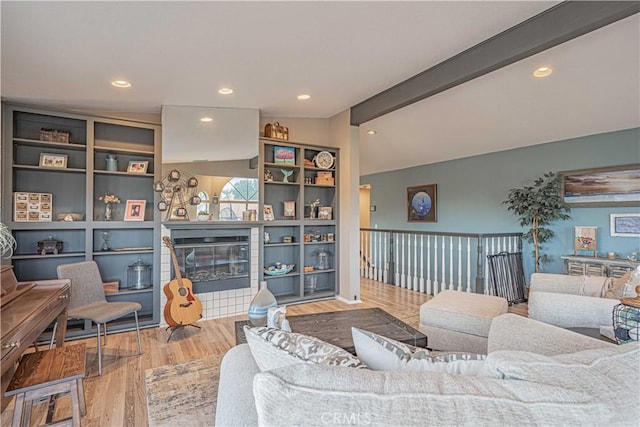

left=419, top=290, right=508, bottom=354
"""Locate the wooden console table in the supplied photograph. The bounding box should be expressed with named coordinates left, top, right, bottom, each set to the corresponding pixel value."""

left=561, top=255, right=639, bottom=278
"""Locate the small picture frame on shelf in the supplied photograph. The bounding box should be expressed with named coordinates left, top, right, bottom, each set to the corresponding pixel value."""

left=124, top=200, right=146, bottom=221
left=273, top=146, right=296, bottom=165
left=263, top=204, right=275, bottom=221
left=127, top=160, right=149, bottom=174
left=39, top=153, right=68, bottom=169
left=284, top=201, right=296, bottom=218
left=318, top=206, right=333, bottom=220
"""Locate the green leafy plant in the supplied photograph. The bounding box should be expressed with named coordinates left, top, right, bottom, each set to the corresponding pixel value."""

left=503, top=172, right=571, bottom=272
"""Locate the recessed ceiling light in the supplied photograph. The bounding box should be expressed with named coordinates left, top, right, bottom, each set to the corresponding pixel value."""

left=297, top=94, right=311, bottom=100
left=200, top=117, right=213, bottom=122
left=367, top=130, right=377, bottom=135
left=533, top=66, right=553, bottom=78
left=218, top=88, right=234, bottom=95
left=111, top=80, right=132, bottom=88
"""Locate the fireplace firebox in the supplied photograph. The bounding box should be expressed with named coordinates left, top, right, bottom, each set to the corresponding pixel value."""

left=170, top=228, right=250, bottom=293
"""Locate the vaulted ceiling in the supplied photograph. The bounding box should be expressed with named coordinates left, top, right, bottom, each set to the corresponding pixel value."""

left=2, top=1, right=638, bottom=174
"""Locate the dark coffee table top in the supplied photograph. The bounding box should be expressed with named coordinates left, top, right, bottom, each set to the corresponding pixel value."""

left=235, top=307, right=427, bottom=354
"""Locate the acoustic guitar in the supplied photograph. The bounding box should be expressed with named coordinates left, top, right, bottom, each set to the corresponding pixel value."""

left=162, top=236, right=203, bottom=327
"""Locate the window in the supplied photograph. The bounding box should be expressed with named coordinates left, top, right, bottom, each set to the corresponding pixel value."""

left=219, top=178, right=258, bottom=221
left=196, top=191, right=209, bottom=215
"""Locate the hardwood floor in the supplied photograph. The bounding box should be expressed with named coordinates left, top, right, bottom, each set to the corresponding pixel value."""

left=0, top=279, right=527, bottom=427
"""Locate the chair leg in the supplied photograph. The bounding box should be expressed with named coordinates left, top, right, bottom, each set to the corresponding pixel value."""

left=134, top=311, right=143, bottom=355
left=12, top=392, right=24, bottom=427
left=103, top=323, right=107, bottom=346
left=77, top=378, right=86, bottom=416
left=49, top=321, right=58, bottom=349
left=96, top=323, right=102, bottom=376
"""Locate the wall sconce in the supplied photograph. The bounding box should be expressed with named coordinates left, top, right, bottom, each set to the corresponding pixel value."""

left=212, top=193, right=219, bottom=204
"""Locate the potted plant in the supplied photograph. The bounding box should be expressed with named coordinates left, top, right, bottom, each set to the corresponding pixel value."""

left=197, top=211, right=210, bottom=221
left=503, top=172, right=571, bottom=272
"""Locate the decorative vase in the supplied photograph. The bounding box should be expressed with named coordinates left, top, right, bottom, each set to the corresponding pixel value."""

left=105, top=154, right=118, bottom=171
left=248, top=281, right=277, bottom=326
left=100, top=231, right=111, bottom=251
left=104, top=203, right=113, bottom=221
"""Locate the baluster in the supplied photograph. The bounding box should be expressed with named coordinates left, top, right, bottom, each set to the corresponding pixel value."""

left=360, top=231, right=364, bottom=278
left=426, top=235, right=432, bottom=295
left=400, top=234, right=406, bottom=288
left=441, top=236, right=446, bottom=293
left=485, top=239, right=491, bottom=294
left=394, top=234, right=400, bottom=286
left=406, top=233, right=411, bottom=289
left=419, top=235, right=425, bottom=293
left=370, top=231, right=375, bottom=280
left=449, top=236, right=454, bottom=290
left=368, top=232, right=374, bottom=279
left=457, top=237, right=462, bottom=292
left=433, top=236, right=439, bottom=294
left=377, top=231, right=382, bottom=281
left=466, top=238, right=472, bottom=293
left=383, top=232, right=388, bottom=283
left=413, top=234, right=419, bottom=291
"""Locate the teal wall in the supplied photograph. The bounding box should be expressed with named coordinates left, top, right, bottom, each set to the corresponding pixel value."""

left=360, top=128, right=640, bottom=277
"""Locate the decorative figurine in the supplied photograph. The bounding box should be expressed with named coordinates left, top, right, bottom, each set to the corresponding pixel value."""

left=264, top=170, right=274, bottom=182
left=281, top=169, right=294, bottom=183
left=310, top=198, right=321, bottom=219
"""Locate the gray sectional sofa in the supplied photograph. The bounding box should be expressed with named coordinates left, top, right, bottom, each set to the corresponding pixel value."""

left=215, top=313, right=639, bottom=426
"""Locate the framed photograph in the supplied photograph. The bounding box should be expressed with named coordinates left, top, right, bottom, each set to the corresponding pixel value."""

left=273, top=146, right=296, bottom=165
left=559, top=164, right=640, bottom=207
left=124, top=200, right=146, bottom=221
left=127, top=160, right=149, bottom=174
left=263, top=204, right=274, bottom=221
left=574, top=226, right=597, bottom=256
left=284, top=201, right=296, bottom=218
left=318, top=206, right=332, bottom=220
left=610, top=213, right=640, bottom=237
left=407, top=184, right=437, bottom=222
left=157, top=200, right=168, bottom=211
left=39, top=153, right=68, bottom=169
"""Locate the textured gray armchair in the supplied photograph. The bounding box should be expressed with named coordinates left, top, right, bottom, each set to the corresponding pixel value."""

left=56, top=261, right=143, bottom=375
left=528, top=273, right=619, bottom=329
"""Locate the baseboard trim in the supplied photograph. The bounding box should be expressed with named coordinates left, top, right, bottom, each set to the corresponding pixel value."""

left=336, top=296, right=363, bottom=305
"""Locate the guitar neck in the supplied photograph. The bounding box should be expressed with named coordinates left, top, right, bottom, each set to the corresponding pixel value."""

left=165, top=239, right=185, bottom=289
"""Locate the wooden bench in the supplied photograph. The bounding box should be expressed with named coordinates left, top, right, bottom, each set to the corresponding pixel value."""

left=5, top=344, right=86, bottom=427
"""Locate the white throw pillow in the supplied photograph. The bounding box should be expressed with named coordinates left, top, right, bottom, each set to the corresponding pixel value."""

left=244, top=326, right=366, bottom=372
left=351, top=327, right=485, bottom=374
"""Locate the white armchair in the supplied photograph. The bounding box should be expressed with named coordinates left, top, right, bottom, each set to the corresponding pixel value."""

left=528, top=273, right=620, bottom=329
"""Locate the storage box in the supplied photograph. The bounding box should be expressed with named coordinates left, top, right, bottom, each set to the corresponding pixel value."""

left=14, top=192, right=53, bottom=222
left=315, top=171, right=334, bottom=185
left=40, top=128, right=71, bottom=143
left=315, top=176, right=334, bottom=185
left=103, top=281, right=120, bottom=294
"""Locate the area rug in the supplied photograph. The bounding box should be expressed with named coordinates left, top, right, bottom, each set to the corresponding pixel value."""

left=145, top=353, right=224, bottom=427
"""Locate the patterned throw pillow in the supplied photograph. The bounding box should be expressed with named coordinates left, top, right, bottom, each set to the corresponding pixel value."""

left=352, top=327, right=485, bottom=374
left=244, top=326, right=366, bottom=372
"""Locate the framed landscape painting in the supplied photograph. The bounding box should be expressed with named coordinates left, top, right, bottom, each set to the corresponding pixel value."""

left=559, top=164, right=640, bottom=207
left=407, top=184, right=437, bottom=222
